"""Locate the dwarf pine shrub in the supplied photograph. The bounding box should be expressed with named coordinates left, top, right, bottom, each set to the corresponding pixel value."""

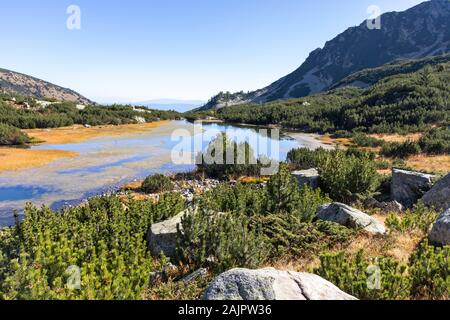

left=176, top=208, right=269, bottom=273
left=314, top=250, right=410, bottom=300
left=253, top=214, right=354, bottom=259
left=409, top=241, right=450, bottom=300
left=0, top=123, right=30, bottom=145
left=386, top=202, right=438, bottom=234
left=196, top=133, right=263, bottom=180
left=0, top=194, right=187, bottom=300
left=317, top=149, right=380, bottom=203
left=196, top=182, right=266, bottom=217
left=142, top=174, right=174, bottom=194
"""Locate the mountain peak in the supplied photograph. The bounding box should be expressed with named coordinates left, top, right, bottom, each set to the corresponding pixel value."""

left=0, top=68, right=92, bottom=104
left=202, top=0, right=450, bottom=110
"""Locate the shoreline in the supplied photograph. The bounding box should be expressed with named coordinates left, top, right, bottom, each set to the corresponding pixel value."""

left=286, top=132, right=336, bottom=150
left=0, top=121, right=171, bottom=173
left=24, top=120, right=171, bottom=145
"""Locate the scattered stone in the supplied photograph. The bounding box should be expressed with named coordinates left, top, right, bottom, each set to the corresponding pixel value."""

left=422, top=173, right=450, bottom=211
left=391, top=169, right=436, bottom=208
left=181, top=268, right=209, bottom=284
left=292, top=168, right=319, bottom=189
left=379, top=201, right=404, bottom=213
left=204, top=268, right=357, bottom=300
left=429, top=208, right=450, bottom=246
left=316, top=203, right=386, bottom=235
left=134, top=116, right=146, bottom=124
left=172, top=179, right=220, bottom=202
left=149, top=263, right=179, bottom=286
left=363, top=198, right=404, bottom=213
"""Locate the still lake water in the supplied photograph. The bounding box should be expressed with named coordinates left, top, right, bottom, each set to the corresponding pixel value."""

left=0, top=120, right=315, bottom=226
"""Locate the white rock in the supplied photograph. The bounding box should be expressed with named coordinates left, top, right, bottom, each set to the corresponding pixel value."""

left=391, top=169, right=435, bottom=207
left=316, top=203, right=386, bottom=235
left=148, top=210, right=188, bottom=258
left=429, top=208, right=450, bottom=246
left=422, top=173, right=450, bottom=211
left=292, top=168, right=319, bottom=189
left=204, top=268, right=357, bottom=300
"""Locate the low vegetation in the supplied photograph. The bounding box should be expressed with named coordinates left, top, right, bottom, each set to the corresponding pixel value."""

left=288, top=148, right=380, bottom=202
left=0, top=123, right=30, bottom=146
left=142, top=174, right=175, bottom=194
left=380, top=128, right=450, bottom=158
left=0, top=143, right=448, bottom=299
left=196, top=133, right=269, bottom=180
left=0, top=194, right=186, bottom=299
left=315, top=242, right=449, bottom=300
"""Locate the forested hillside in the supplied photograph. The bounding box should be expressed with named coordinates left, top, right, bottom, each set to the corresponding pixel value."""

left=212, top=58, right=449, bottom=134
left=0, top=93, right=181, bottom=145
left=0, top=94, right=179, bottom=129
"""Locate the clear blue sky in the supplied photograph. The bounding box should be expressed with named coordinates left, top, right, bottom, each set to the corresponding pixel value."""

left=0, top=0, right=425, bottom=103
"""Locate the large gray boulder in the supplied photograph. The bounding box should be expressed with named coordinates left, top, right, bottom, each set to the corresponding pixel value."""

left=204, top=268, right=357, bottom=300
left=391, top=169, right=436, bottom=208
left=292, top=168, right=319, bottom=189
left=148, top=209, right=190, bottom=258
left=422, top=173, right=450, bottom=211
left=316, top=203, right=386, bottom=235
left=429, top=208, right=450, bottom=246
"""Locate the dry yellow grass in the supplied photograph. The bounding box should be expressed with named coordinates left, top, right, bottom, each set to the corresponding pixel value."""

left=264, top=211, right=425, bottom=273
left=24, top=121, right=169, bottom=145
left=0, top=148, right=78, bottom=172
left=405, top=154, right=450, bottom=174
left=320, top=135, right=353, bottom=147
left=121, top=181, right=143, bottom=191
left=238, top=176, right=270, bottom=184
left=370, top=133, right=423, bottom=143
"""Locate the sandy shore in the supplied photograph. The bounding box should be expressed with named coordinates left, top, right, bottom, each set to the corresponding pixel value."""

left=286, top=132, right=336, bottom=150
left=0, top=121, right=172, bottom=172
left=24, top=120, right=171, bottom=145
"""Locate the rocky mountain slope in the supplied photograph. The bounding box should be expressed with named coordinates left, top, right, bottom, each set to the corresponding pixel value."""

left=201, top=0, right=450, bottom=110
left=331, top=54, right=450, bottom=89
left=0, top=68, right=92, bottom=104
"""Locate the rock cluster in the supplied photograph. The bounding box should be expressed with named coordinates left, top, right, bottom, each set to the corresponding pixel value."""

left=173, top=179, right=220, bottom=202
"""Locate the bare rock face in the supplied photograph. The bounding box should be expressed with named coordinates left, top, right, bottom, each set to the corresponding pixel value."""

left=292, top=168, right=320, bottom=189
left=429, top=208, right=450, bottom=246
left=422, top=173, right=450, bottom=211
left=391, top=169, right=436, bottom=207
left=204, top=268, right=357, bottom=300
left=316, top=203, right=386, bottom=235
